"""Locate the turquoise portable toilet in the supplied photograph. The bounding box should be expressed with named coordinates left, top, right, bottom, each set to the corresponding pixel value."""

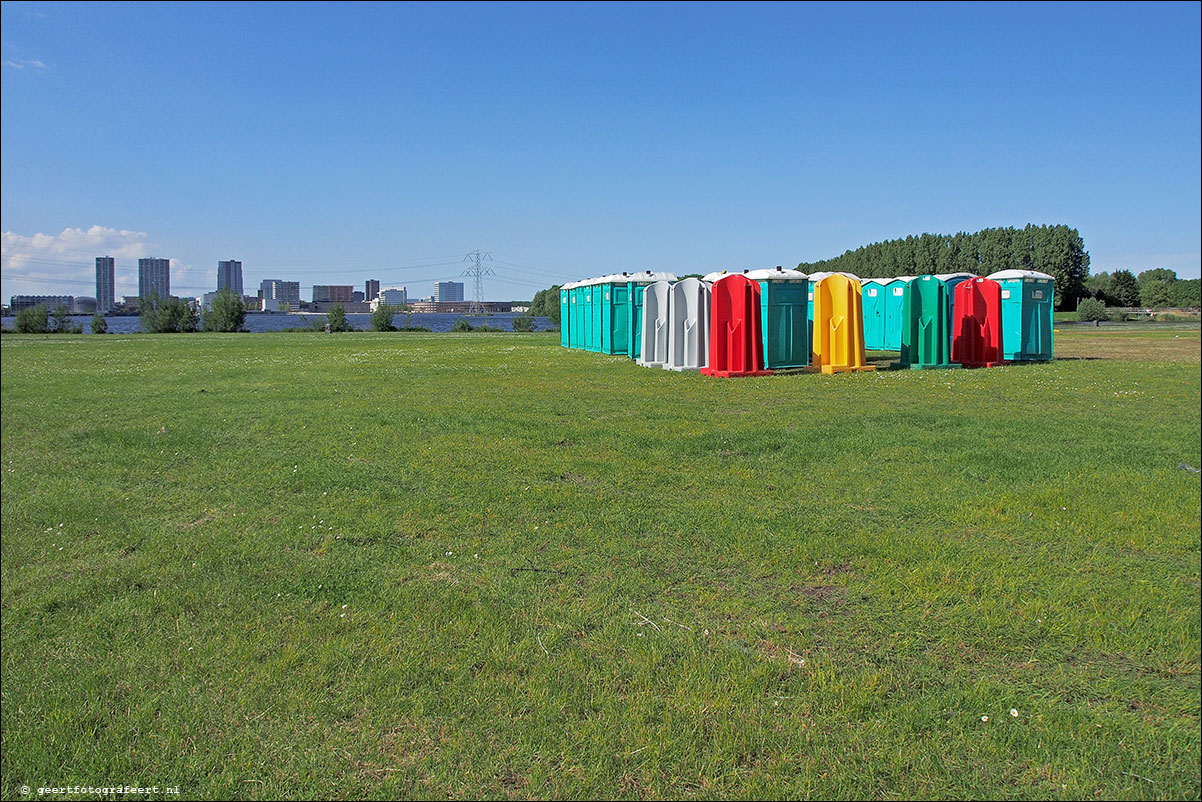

left=569, top=282, right=587, bottom=349
left=582, top=279, right=602, bottom=352
left=988, top=269, right=1055, bottom=361
left=626, top=271, right=677, bottom=360
left=749, top=267, right=809, bottom=369
left=936, top=272, right=976, bottom=325
left=861, top=278, right=890, bottom=349
left=881, top=276, right=914, bottom=350
left=559, top=283, right=574, bottom=348
left=599, top=274, right=631, bottom=355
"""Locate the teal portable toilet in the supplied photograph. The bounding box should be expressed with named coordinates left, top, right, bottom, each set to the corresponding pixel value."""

left=893, top=274, right=958, bottom=369
left=988, top=270, right=1054, bottom=361
left=749, top=267, right=809, bottom=369
left=881, top=276, right=913, bottom=350
left=582, top=279, right=602, bottom=352
left=861, top=278, right=890, bottom=349
left=559, top=283, right=573, bottom=348
left=936, top=272, right=976, bottom=325
left=570, top=282, right=587, bottom=349
left=626, top=271, right=677, bottom=360
left=599, top=274, right=631, bottom=355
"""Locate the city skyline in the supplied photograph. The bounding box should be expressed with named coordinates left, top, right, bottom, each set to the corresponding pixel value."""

left=2, top=3, right=1199, bottom=302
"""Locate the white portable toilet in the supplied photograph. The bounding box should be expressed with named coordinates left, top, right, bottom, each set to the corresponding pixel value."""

left=636, top=281, right=672, bottom=368
left=664, top=277, right=711, bottom=372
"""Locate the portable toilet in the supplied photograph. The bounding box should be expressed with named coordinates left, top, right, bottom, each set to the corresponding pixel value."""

left=569, top=281, right=587, bottom=349
left=806, top=273, right=875, bottom=374
left=749, top=267, right=809, bottom=369
left=598, top=273, right=632, bottom=355
left=665, top=277, right=711, bottom=372
left=952, top=277, right=1005, bottom=368
left=559, top=282, right=574, bottom=348
left=935, top=272, right=976, bottom=323
left=702, top=274, right=772, bottom=377
left=806, top=272, right=861, bottom=358
left=988, top=269, right=1054, bottom=362
left=626, top=271, right=677, bottom=360
left=881, top=276, right=914, bottom=350
left=637, top=281, right=672, bottom=368
left=582, top=279, right=603, bottom=352
left=861, top=278, right=891, bottom=350
left=893, top=274, right=959, bottom=370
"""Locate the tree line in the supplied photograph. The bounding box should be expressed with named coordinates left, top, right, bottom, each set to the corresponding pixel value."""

left=796, top=225, right=1090, bottom=309
left=1083, top=268, right=1200, bottom=310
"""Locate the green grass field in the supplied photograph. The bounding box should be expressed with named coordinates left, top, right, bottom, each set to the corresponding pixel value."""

left=2, top=327, right=1199, bottom=800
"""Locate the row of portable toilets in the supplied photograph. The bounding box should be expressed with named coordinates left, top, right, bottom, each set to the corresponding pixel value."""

left=559, top=268, right=1054, bottom=374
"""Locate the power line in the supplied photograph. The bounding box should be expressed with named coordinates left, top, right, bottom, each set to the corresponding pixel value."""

left=461, top=250, right=495, bottom=315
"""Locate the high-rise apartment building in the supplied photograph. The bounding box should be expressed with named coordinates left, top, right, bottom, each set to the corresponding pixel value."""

left=312, top=285, right=354, bottom=303
left=138, top=258, right=171, bottom=300
left=217, top=260, right=243, bottom=296
left=95, top=256, right=115, bottom=313
left=434, top=281, right=464, bottom=302
left=365, top=279, right=380, bottom=302
left=259, top=279, right=301, bottom=305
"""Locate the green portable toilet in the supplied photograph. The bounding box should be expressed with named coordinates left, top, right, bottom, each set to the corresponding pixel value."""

left=626, top=271, right=677, bottom=360
left=599, top=274, right=632, bottom=355
left=559, top=283, right=573, bottom=348
left=893, top=274, right=959, bottom=369
left=881, top=276, right=913, bottom=350
left=936, top=272, right=976, bottom=325
left=988, top=269, right=1054, bottom=361
left=749, top=267, right=809, bottom=368
left=861, top=278, right=890, bottom=349
left=582, top=279, right=603, bottom=352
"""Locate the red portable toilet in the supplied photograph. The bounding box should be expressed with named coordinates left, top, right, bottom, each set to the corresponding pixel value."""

left=702, top=274, right=772, bottom=377
left=952, top=277, right=1004, bottom=368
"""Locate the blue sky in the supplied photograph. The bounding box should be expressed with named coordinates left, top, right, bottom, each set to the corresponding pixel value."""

left=2, top=1, right=1199, bottom=303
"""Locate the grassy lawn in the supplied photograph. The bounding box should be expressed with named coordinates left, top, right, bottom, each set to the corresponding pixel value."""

left=2, top=327, right=1199, bottom=800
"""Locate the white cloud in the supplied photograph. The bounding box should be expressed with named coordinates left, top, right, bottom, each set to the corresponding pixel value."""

left=2, top=225, right=154, bottom=301
left=4, top=59, right=49, bottom=70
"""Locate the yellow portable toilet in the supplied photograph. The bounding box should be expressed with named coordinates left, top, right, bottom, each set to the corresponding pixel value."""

left=805, top=273, right=876, bottom=374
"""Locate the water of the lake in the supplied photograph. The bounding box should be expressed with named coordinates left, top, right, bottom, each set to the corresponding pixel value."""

left=1, top=311, right=556, bottom=334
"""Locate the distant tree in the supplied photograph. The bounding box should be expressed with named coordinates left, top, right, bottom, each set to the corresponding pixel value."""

left=369, top=304, right=397, bottom=332
left=1172, top=278, right=1200, bottom=309
left=14, top=303, right=49, bottom=333
left=511, top=314, right=535, bottom=332
left=451, top=318, right=474, bottom=332
left=1109, top=270, right=1141, bottom=307
left=325, top=304, right=354, bottom=332
left=91, top=311, right=108, bottom=334
left=1076, top=297, right=1108, bottom=322
left=141, top=294, right=199, bottom=333
left=50, top=303, right=82, bottom=333
left=1084, top=271, right=1114, bottom=304
left=202, top=288, right=247, bottom=332
left=1137, top=268, right=1177, bottom=285
left=529, top=286, right=561, bottom=323
left=1139, top=279, right=1175, bottom=309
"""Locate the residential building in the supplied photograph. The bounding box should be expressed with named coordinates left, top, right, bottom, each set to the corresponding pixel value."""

left=138, top=258, right=171, bottom=300
left=217, top=260, right=243, bottom=296
left=259, top=279, right=301, bottom=306
left=312, top=285, right=354, bottom=303
left=379, top=287, right=407, bottom=307
left=434, top=281, right=464, bottom=302
left=95, top=256, right=115, bottom=313
left=365, top=279, right=380, bottom=302
left=9, top=295, right=74, bottom=313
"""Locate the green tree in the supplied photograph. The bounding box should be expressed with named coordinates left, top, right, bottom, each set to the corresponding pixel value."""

left=91, top=312, right=108, bottom=334
left=325, top=304, right=354, bottom=332
left=1137, top=268, right=1177, bottom=285
left=50, top=303, right=82, bottom=333
left=13, top=303, right=49, bottom=333
left=529, top=286, right=561, bottom=323
left=1109, top=270, right=1140, bottom=306
left=1076, top=297, right=1108, bottom=322
left=451, top=318, right=474, bottom=332
left=202, top=288, right=247, bottom=332
left=369, top=304, right=397, bottom=332
left=141, top=294, right=199, bottom=333
left=511, top=314, right=535, bottom=332
left=1139, top=279, right=1175, bottom=309
left=1172, top=278, right=1200, bottom=309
